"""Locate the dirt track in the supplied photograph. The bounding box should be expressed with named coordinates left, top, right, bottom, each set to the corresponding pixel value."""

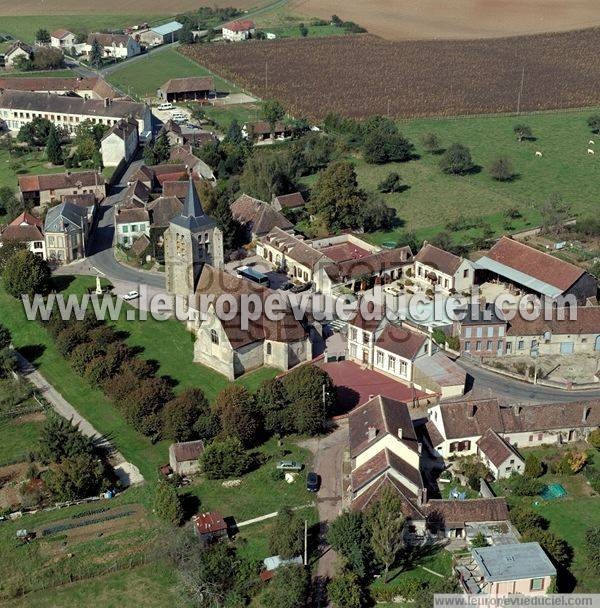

left=290, top=0, right=600, bottom=40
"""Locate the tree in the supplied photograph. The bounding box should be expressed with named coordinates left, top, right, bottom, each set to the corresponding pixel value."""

left=489, top=156, right=514, bottom=181
left=470, top=532, right=488, bottom=548
left=36, top=28, right=51, bottom=43
left=180, top=23, right=195, bottom=44
left=214, top=196, right=244, bottom=251
left=524, top=454, right=544, bottom=478
left=239, top=151, right=297, bottom=201
left=327, top=511, right=372, bottom=577
left=39, top=413, right=94, bottom=463
left=413, top=579, right=459, bottom=608
left=268, top=506, right=304, bottom=559
left=588, top=428, right=600, bottom=450
left=0, top=324, right=11, bottom=350
left=17, top=116, right=53, bottom=147
left=31, top=47, right=65, bottom=70
left=154, top=481, right=184, bottom=525
left=261, top=564, right=308, bottom=608
left=299, top=23, right=308, bottom=37
left=163, top=388, right=210, bottom=442
left=55, top=324, right=90, bottom=358
left=225, top=119, right=244, bottom=145
left=536, top=192, right=571, bottom=234
left=200, top=438, right=251, bottom=479
left=261, top=100, right=285, bottom=134
left=0, top=240, right=26, bottom=272
left=45, top=125, right=63, bottom=165
left=587, top=115, right=600, bottom=134
left=367, top=485, right=405, bottom=578
left=45, top=453, right=106, bottom=500
left=584, top=527, right=600, bottom=574
left=510, top=474, right=543, bottom=496
left=439, top=143, right=474, bottom=175
left=522, top=528, right=573, bottom=568
left=327, top=568, right=364, bottom=608
left=309, top=161, right=368, bottom=232
left=421, top=131, right=441, bottom=153
left=255, top=378, right=290, bottom=436
left=362, top=117, right=414, bottom=164
left=70, top=341, right=105, bottom=375
left=378, top=172, right=403, bottom=193
left=123, top=376, right=173, bottom=437
left=89, top=37, right=103, bottom=68
left=0, top=185, right=19, bottom=218
left=509, top=506, right=549, bottom=534
left=153, top=132, right=171, bottom=163
left=214, top=385, right=260, bottom=447
left=513, top=124, right=534, bottom=141
left=3, top=249, right=51, bottom=298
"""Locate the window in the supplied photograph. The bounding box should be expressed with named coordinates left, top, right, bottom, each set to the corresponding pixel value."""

left=529, top=435, right=534, bottom=442
left=266, top=342, right=272, bottom=355
left=464, top=341, right=471, bottom=351
left=350, top=344, right=357, bottom=358
left=530, top=579, right=544, bottom=591
left=350, top=327, right=357, bottom=341
left=131, top=224, right=138, bottom=232
left=122, top=225, right=129, bottom=233
left=498, top=326, right=505, bottom=337
left=476, top=327, right=483, bottom=338
left=376, top=351, right=384, bottom=366
left=399, top=360, right=408, bottom=377
left=476, top=341, right=482, bottom=351
left=487, top=326, right=494, bottom=337
left=486, top=340, right=493, bottom=350
left=538, top=433, right=543, bottom=440
left=518, top=340, right=525, bottom=350
left=210, top=329, right=219, bottom=345
left=463, top=268, right=469, bottom=278
left=387, top=355, right=396, bottom=373
left=363, top=331, right=370, bottom=345
left=465, top=327, right=472, bottom=338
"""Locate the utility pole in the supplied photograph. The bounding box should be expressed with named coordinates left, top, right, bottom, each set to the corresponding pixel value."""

left=265, top=59, right=268, bottom=95
left=304, top=519, right=308, bottom=565
left=516, top=65, right=525, bottom=115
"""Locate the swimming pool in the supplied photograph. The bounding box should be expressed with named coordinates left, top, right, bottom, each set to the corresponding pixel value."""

left=539, top=483, right=567, bottom=499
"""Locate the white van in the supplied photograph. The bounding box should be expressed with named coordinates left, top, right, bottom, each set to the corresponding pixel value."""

left=156, top=102, right=173, bottom=111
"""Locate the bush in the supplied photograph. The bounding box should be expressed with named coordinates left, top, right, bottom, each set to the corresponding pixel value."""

left=3, top=249, right=51, bottom=298
left=439, top=143, right=474, bottom=175
left=432, top=328, right=447, bottom=345
left=524, top=454, right=544, bottom=478
left=200, top=438, right=251, bottom=479
left=44, top=453, right=106, bottom=501
left=154, top=481, right=184, bottom=526
left=489, top=156, right=515, bottom=181
left=589, top=428, right=600, bottom=450
left=268, top=507, right=304, bottom=559
left=163, top=388, right=210, bottom=442
left=377, top=172, right=403, bottom=193
left=421, top=132, right=441, bottom=153
left=511, top=475, right=543, bottom=496
left=446, top=335, right=460, bottom=350
left=509, top=506, right=549, bottom=534
left=522, top=528, right=573, bottom=567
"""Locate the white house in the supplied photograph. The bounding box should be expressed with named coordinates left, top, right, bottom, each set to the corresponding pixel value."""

left=476, top=428, right=524, bottom=479
left=115, top=207, right=150, bottom=247
left=85, top=33, right=141, bottom=59
left=100, top=118, right=139, bottom=167
left=0, top=212, right=45, bottom=259
left=50, top=29, right=77, bottom=50
left=4, top=41, right=33, bottom=68
left=222, top=19, right=255, bottom=41
left=413, top=243, right=474, bottom=294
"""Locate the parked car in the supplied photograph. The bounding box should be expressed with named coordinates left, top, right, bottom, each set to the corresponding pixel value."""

left=280, top=282, right=294, bottom=291
left=276, top=460, right=303, bottom=471
left=306, top=472, right=320, bottom=492
left=157, top=102, right=173, bottom=111
left=122, top=290, right=139, bottom=301
left=290, top=281, right=312, bottom=294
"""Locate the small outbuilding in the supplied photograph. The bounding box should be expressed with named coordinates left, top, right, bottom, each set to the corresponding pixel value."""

left=168, top=439, right=205, bottom=475
left=158, top=76, right=215, bottom=103
left=193, top=511, right=228, bottom=544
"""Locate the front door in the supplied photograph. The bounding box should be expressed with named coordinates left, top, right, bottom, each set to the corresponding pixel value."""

left=362, top=349, right=369, bottom=364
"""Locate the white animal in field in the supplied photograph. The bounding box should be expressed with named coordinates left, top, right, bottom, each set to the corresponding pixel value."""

left=589, top=140, right=595, bottom=145
left=588, top=148, right=595, bottom=155
left=535, top=151, right=543, bottom=157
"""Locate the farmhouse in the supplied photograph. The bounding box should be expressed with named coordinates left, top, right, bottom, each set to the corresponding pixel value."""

left=18, top=170, right=106, bottom=207
left=100, top=117, right=138, bottom=167
left=231, top=194, right=293, bottom=239
left=158, top=76, right=214, bottom=102
left=0, top=212, right=45, bottom=258
left=84, top=33, right=141, bottom=59
left=271, top=192, right=305, bottom=211
left=139, top=21, right=183, bottom=46
left=169, top=440, right=204, bottom=475
left=4, top=41, right=33, bottom=68
left=44, top=202, right=89, bottom=264
left=0, top=76, right=119, bottom=99
left=158, top=120, right=218, bottom=148
left=475, top=236, right=597, bottom=305
left=170, top=145, right=216, bottom=182
left=456, top=543, right=556, bottom=596
left=189, top=265, right=312, bottom=379
left=0, top=90, right=152, bottom=138
left=222, top=20, right=255, bottom=42
left=426, top=397, right=600, bottom=459
left=50, top=29, right=76, bottom=49
left=243, top=120, right=290, bottom=141
left=413, top=243, right=474, bottom=294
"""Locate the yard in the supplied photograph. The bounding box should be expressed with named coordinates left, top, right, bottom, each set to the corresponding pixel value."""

left=106, top=47, right=241, bottom=100
left=298, top=108, right=600, bottom=245
left=203, top=102, right=264, bottom=133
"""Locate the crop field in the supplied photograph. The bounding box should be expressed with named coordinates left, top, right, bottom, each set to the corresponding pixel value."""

left=288, top=0, right=600, bottom=41
left=181, top=28, right=600, bottom=119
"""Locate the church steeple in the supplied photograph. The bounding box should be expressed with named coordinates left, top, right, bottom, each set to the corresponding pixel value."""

left=170, top=176, right=216, bottom=232
left=183, top=176, right=204, bottom=218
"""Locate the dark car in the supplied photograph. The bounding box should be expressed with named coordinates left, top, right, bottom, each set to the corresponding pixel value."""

left=291, top=281, right=313, bottom=294
left=306, top=471, right=320, bottom=492
left=280, top=282, right=294, bottom=291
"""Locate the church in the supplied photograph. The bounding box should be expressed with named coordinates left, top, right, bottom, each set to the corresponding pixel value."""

left=164, top=178, right=313, bottom=380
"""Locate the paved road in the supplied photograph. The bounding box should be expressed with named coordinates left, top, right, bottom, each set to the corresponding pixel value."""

left=16, top=353, right=144, bottom=486
left=457, top=358, right=600, bottom=403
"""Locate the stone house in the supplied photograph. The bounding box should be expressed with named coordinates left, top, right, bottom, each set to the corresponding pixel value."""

left=170, top=146, right=216, bottom=182
left=413, top=243, right=474, bottom=294
left=476, top=428, right=524, bottom=479
left=158, top=120, right=218, bottom=149
left=169, top=440, right=204, bottom=475
left=453, top=304, right=507, bottom=358
left=100, top=118, right=139, bottom=167
left=222, top=20, right=255, bottom=41
left=115, top=207, right=150, bottom=248
left=242, top=120, right=290, bottom=141
left=271, top=192, right=305, bottom=212
left=18, top=170, right=106, bottom=208
left=474, top=236, right=597, bottom=306
left=0, top=212, right=45, bottom=258
left=0, top=75, right=118, bottom=99
left=231, top=194, right=293, bottom=240
left=43, top=202, right=89, bottom=264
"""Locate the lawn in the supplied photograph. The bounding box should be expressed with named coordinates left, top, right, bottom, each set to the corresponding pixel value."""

left=0, top=148, right=64, bottom=189
left=204, top=102, right=264, bottom=132
left=185, top=436, right=314, bottom=522
left=4, top=563, right=178, bottom=608
left=299, top=108, right=600, bottom=245
left=264, top=24, right=350, bottom=38
left=0, top=15, right=164, bottom=43
left=106, top=47, right=241, bottom=100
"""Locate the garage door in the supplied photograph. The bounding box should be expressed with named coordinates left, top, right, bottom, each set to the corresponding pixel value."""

left=560, top=342, right=574, bottom=354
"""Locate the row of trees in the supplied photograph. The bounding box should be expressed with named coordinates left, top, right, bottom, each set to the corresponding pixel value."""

left=13, top=47, right=65, bottom=72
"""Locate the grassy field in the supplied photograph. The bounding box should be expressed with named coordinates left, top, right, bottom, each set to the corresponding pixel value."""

left=186, top=436, right=314, bottom=521
left=264, top=24, right=349, bottom=38
left=0, top=15, right=164, bottom=43
left=0, top=148, right=64, bottom=189
left=204, top=102, right=263, bottom=132
left=5, top=563, right=178, bottom=608
left=107, top=47, right=241, bottom=100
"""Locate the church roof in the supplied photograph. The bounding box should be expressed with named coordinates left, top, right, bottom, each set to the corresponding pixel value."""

left=170, top=177, right=216, bottom=232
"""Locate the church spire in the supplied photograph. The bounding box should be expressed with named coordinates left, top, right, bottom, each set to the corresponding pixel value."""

left=183, top=176, right=204, bottom=218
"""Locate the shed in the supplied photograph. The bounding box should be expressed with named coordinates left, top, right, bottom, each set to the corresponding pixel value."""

left=151, top=21, right=183, bottom=44
left=193, top=511, right=228, bottom=544
left=168, top=439, right=204, bottom=475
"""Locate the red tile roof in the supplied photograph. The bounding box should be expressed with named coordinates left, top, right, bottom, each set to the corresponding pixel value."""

left=171, top=440, right=204, bottom=462
left=160, top=76, right=214, bottom=95
left=476, top=428, right=521, bottom=467
left=324, top=246, right=413, bottom=282
left=223, top=19, right=255, bottom=32
left=350, top=448, right=423, bottom=493
left=375, top=324, right=427, bottom=360
left=231, top=194, right=293, bottom=236
left=273, top=192, right=305, bottom=209
left=484, top=236, right=585, bottom=291
left=506, top=307, right=600, bottom=336
left=424, top=497, right=509, bottom=526
left=9, top=211, right=42, bottom=227
left=18, top=171, right=106, bottom=193
left=351, top=474, right=425, bottom=517
left=194, top=511, right=227, bottom=535
left=414, top=243, right=464, bottom=276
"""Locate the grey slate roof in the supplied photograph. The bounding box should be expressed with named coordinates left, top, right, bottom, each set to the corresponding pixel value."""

left=44, top=202, right=86, bottom=234
left=170, top=177, right=216, bottom=231
left=472, top=542, right=556, bottom=582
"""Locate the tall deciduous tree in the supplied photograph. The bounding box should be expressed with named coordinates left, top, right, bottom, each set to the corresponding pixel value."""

left=327, top=568, right=364, bottom=608
left=261, top=99, right=285, bottom=134
left=2, top=249, right=51, bottom=298
left=268, top=507, right=304, bottom=559
left=154, top=481, right=184, bottom=525
left=327, top=511, right=372, bottom=577
left=163, top=387, right=210, bottom=442
left=214, top=385, right=260, bottom=447
left=45, top=125, right=63, bottom=165
left=36, top=28, right=51, bottom=43
left=439, top=143, right=474, bottom=175
left=261, top=564, right=308, bottom=608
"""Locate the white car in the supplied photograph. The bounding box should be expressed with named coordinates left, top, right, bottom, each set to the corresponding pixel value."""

left=122, top=290, right=139, bottom=301
left=157, top=102, right=173, bottom=111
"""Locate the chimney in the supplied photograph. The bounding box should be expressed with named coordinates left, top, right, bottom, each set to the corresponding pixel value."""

left=104, top=97, right=110, bottom=107
left=512, top=404, right=522, bottom=416
left=397, top=428, right=403, bottom=439
left=468, top=404, right=477, bottom=418
left=368, top=394, right=375, bottom=400
left=417, top=487, right=428, bottom=506
left=367, top=426, right=377, bottom=441
left=583, top=406, right=591, bottom=423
